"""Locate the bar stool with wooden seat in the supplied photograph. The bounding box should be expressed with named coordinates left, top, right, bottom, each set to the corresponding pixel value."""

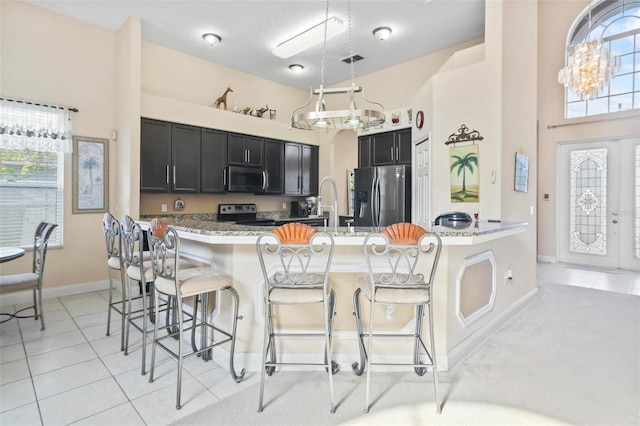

left=352, top=223, right=442, bottom=413
left=255, top=222, right=338, bottom=413
left=147, top=218, right=245, bottom=410
left=0, top=222, right=57, bottom=330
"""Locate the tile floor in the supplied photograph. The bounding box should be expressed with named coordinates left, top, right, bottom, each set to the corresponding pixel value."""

left=1, top=262, right=638, bottom=425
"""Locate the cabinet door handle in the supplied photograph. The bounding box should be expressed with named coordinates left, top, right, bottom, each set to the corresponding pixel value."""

left=262, top=170, right=267, bottom=190
left=390, top=146, right=394, bottom=161
left=247, top=150, right=251, bottom=164
left=223, top=168, right=227, bottom=187
left=173, top=166, right=176, bottom=185
left=166, top=165, right=170, bottom=184
left=396, top=146, right=399, bottom=161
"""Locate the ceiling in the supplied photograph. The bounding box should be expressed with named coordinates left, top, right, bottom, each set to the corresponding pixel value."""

left=23, top=0, right=485, bottom=91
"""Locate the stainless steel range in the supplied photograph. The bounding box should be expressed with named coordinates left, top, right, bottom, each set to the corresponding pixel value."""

left=217, top=204, right=276, bottom=226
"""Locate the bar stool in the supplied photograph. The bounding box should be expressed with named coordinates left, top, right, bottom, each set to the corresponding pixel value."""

left=102, top=213, right=127, bottom=350
left=255, top=223, right=337, bottom=413
left=352, top=223, right=442, bottom=413
left=147, top=218, right=245, bottom=410
left=0, top=222, right=57, bottom=330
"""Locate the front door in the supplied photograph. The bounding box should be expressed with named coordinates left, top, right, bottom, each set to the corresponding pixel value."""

left=558, top=138, right=640, bottom=270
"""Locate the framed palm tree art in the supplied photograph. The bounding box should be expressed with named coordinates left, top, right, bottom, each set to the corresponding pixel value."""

left=72, top=136, right=108, bottom=213
left=450, top=144, right=479, bottom=202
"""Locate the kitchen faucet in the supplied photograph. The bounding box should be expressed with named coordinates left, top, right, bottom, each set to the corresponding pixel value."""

left=319, top=176, right=339, bottom=232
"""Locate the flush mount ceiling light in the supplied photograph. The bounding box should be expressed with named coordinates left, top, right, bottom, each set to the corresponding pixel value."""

left=290, top=0, right=385, bottom=131
left=289, top=64, right=304, bottom=74
left=273, top=16, right=345, bottom=58
left=202, top=33, right=221, bottom=46
left=373, top=26, right=392, bottom=40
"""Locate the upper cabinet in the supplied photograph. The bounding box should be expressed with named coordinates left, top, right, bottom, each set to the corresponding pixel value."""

left=140, top=118, right=318, bottom=196
left=284, top=142, right=318, bottom=196
left=228, top=133, right=264, bottom=167
left=140, top=118, right=200, bottom=193
left=200, top=128, right=227, bottom=193
left=263, top=139, right=283, bottom=194
left=359, top=128, right=412, bottom=167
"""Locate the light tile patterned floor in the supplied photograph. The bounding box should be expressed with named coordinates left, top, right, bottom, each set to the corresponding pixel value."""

left=0, top=262, right=638, bottom=425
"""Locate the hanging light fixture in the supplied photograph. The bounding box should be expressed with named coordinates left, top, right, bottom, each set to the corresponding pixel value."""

left=290, top=0, right=385, bottom=131
left=557, top=1, right=622, bottom=101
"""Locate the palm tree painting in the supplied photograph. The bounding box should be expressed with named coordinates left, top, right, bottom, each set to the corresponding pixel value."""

left=77, top=140, right=104, bottom=210
left=450, top=144, right=479, bottom=202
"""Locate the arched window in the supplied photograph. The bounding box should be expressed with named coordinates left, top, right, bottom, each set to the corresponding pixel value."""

left=563, top=0, right=640, bottom=118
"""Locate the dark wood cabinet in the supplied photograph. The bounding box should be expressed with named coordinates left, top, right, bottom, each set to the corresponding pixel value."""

left=171, top=124, right=201, bottom=192
left=358, top=135, right=372, bottom=168
left=360, top=128, right=412, bottom=167
left=140, top=119, right=200, bottom=193
left=301, top=144, right=318, bottom=196
left=284, top=142, right=319, bottom=196
left=140, top=119, right=172, bottom=192
left=263, top=139, right=283, bottom=194
left=228, top=133, right=263, bottom=167
left=200, top=128, right=227, bottom=193
left=283, top=143, right=302, bottom=195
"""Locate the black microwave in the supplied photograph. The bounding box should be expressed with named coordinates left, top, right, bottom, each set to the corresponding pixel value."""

left=225, top=166, right=266, bottom=193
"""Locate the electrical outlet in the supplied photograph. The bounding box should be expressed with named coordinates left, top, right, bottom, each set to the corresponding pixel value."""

left=282, top=202, right=287, bottom=210
left=161, top=203, right=167, bottom=212
left=384, top=304, right=396, bottom=320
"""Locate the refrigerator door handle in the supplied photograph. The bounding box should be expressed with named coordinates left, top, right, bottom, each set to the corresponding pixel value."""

left=370, top=176, right=377, bottom=227
left=372, top=177, right=381, bottom=228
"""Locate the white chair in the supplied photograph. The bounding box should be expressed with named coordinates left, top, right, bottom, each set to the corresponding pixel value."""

left=0, top=222, right=57, bottom=330
left=352, top=223, right=442, bottom=413
left=147, top=218, right=245, bottom=409
left=256, top=222, right=337, bottom=413
left=102, top=213, right=127, bottom=350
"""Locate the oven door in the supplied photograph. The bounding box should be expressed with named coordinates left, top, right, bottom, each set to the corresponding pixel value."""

left=225, top=166, right=266, bottom=193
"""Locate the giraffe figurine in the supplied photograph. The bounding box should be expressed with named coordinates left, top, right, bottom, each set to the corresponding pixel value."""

left=213, top=87, right=233, bottom=110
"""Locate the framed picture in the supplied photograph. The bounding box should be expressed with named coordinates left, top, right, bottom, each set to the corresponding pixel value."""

left=514, top=152, right=529, bottom=193
left=72, top=136, right=109, bottom=214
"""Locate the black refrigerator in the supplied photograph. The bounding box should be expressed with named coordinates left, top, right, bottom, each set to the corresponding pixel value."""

left=353, top=165, right=411, bottom=228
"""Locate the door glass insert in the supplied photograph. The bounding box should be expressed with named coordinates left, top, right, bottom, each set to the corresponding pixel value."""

left=569, top=149, right=608, bottom=255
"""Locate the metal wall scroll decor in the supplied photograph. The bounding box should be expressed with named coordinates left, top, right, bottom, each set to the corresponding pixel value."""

left=445, top=124, right=484, bottom=145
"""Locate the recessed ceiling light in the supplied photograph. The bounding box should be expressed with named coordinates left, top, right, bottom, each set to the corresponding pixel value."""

left=289, top=64, right=304, bottom=74
left=202, top=33, right=221, bottom=46
left=372, top=27, right=392, bottom=41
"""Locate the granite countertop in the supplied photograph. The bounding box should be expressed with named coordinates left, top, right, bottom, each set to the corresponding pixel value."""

left=139, top=215, right=527, bottom=242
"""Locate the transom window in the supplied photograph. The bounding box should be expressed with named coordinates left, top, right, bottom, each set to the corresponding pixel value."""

left=564, top=0, right=640, bottom=118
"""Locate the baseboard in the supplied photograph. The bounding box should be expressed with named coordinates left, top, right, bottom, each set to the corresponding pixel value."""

left=0, top=280, right=110, bottom=308
left=442, top=287, right=539, bottom=370
left=537, top=255, right=557, bottom=263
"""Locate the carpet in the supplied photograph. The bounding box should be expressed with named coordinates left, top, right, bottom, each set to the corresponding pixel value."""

left=171, top=283, right=640, bottom=426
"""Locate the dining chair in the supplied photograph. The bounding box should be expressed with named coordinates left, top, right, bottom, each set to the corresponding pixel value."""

left=0, top=222, right=58, bottom=330
left=147, top=218, right=245, bottom=409
left=352, top=223, right=442, bottom=413
left=255, top=222, right=337, bottom=413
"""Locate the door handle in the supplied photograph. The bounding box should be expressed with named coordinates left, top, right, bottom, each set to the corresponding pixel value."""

left=396, top=146, right=399, bottom=162
left=390, top=146, right=394, bottom=161
left=173, top=166, right=176, bottom=185
left=262, top=170, right=267, bottom=190
left=166, top=165, right=169, bottom=184
left=612, top=219, right=618, bottom=224
left=248, top=150, right=251, bottom=164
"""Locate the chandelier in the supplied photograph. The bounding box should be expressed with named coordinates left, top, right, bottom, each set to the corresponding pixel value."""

left=290, top=0, right=385, bottom=130
left=558, top=39, right=619, bottom=101
left=557, top=1, right=625, bottom=101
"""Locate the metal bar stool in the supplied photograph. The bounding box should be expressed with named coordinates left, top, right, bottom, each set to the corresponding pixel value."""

left=352, top=223, right=442, bottom=413
left=102, top=213, right=127, bottom=350
left=147, top=218, right=245, bottom=410
left=256, top=222, right=338, bottom=413
left=0, top=222, right=57, bottom=330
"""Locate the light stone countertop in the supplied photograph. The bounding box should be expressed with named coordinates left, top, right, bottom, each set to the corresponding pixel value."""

left=139, top=216, right=527, bottom=246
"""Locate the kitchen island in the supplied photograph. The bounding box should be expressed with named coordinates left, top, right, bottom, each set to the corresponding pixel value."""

left=140, top=217, right=533, bottom=371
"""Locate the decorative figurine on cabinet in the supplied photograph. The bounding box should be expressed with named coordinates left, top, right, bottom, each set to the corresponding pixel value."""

left=213, top=87, right=233, bottom=110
